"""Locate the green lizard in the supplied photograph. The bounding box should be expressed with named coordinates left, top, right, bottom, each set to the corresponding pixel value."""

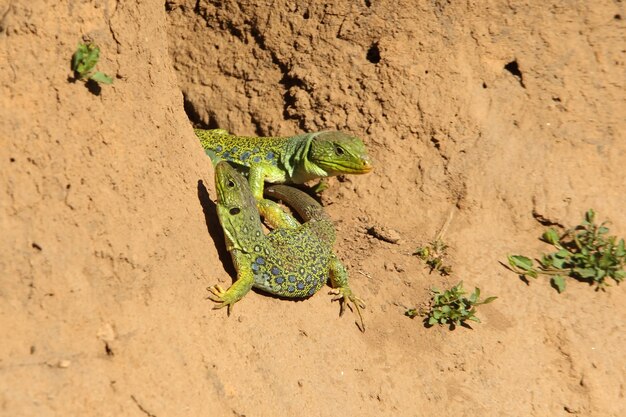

left=209, top=161, right=365, bottom=330
left=194, top=128, right=372, bottom=202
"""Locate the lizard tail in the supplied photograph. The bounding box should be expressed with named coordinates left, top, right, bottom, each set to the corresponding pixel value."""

left=265, top=185, right=326, bottom=222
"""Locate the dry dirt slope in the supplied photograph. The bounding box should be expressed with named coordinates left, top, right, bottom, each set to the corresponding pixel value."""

left=1, top=1, right=625, bottom=416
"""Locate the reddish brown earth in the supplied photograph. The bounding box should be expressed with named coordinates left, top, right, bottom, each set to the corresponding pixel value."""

left=2, top=1, right=625, bottom=416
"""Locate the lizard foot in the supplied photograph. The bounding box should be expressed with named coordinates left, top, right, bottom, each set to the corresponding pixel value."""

left=206, top=284, right=237, bottom=315
left=329, top=287, right=366, bottom=332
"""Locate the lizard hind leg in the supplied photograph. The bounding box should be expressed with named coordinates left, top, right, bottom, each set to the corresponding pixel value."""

left=328, top=255, right=366, bottom=332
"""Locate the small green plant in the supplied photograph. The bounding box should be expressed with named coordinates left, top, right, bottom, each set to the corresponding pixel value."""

left=414, top=210, right=455, bottom=275
left=413, top=239, right=452, bottom=275
left=406, top=281, right=497, bottom=328
left=71, top=43, right=113, bottom=85
left=508, top=209, right=625, bottom=292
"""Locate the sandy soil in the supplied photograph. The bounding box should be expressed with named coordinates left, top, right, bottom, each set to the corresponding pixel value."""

left=1, top=1, right=625, bottom=416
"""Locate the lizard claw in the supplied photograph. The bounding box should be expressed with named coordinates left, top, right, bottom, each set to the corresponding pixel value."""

left=329, top=287, right=366, bottom=332
left=206, top=284, right=235, bottom=315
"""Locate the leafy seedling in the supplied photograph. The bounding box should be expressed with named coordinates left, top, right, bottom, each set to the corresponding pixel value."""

left=508, top=209, right=625, bottom=292
left=406, top=281, right=497, bottom=329
left=414, top=210, right=455, bottom=275
left=71, top=43, right=113, bottom=85
left=413, top=239, right=452, bottom=275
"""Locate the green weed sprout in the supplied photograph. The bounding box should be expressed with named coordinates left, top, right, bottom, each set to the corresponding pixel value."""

left=71, top=43, right=113, bottom=85
left=508, top=209, right=625, bottom=292
left=406, top=281, right=497, bottom=328
left=413, top=239, right=452, bottom=275
left=414, top=211, right=455, bottom=275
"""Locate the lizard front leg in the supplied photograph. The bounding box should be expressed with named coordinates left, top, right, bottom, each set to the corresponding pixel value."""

left=248, top=165, right=301, bottom=229
left=247, top=165, right=267, bottom=202
left=258, top=198, right=301, bottom=230
left=207, top=252, right=255, bottom=314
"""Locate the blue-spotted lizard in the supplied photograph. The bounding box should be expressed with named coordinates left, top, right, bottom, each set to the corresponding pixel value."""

left=195, top=128, right=372, bottom=222
left=209, top=161, right=365, bottom=330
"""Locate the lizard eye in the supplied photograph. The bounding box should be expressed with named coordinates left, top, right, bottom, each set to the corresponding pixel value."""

left=227, top=180, right=235, bottom=188
left=229, top=207, right=241, bottom=215
left=334, top=146, right=345, bottom=156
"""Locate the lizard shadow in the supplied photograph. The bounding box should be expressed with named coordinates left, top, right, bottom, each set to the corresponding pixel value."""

left=67, top=76, right=102, bottom=96
left=197, top=179, right=236, bottom=278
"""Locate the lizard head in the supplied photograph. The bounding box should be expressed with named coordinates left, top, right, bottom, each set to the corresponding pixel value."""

left=308, top=131, right=373, bottom=175
left=214, top=161, right=261, bottom=250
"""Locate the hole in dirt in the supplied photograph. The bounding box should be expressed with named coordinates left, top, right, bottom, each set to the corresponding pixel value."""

left=227, top=25, right=244, bottom=41
left=430, top=136, right=441, bottom=150
left=504, top=60, right=525, bottom=88
left=183, top=96, right=201, bottom=124
left=303, top=10, right=310, bottom=19
left=614, top=14, right=622, bottom=20
left=504, top=60, right=522, bottom=78
left=32, top=243, right=42, bottom=251
left=482, top=82, right=487, bottom=88
left=365, top=0, right=372, bottom=6
left=366, top=42, right=381, bottom=64
left=183, top=95, right=218, bottom=128
left=10, top=157, right=15, bottom=162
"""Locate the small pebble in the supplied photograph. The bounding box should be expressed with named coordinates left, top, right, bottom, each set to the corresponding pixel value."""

left=367, top=225, right=401, bottom=244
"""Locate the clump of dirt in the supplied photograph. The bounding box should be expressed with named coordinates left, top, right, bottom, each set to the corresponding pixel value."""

left=2, top=1, right=624, bottom=416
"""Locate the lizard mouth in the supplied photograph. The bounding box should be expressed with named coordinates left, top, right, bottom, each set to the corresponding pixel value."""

left=357, top=159, right=373, bottom=173
left=323, top=158, right=373, bottom=174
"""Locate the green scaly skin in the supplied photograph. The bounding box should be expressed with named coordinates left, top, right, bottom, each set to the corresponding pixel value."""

left=209, top=161, right=365, bottom=330
left=195, top=128, right=372, bottom=222
left=264, top=184, right=366, bottom=330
